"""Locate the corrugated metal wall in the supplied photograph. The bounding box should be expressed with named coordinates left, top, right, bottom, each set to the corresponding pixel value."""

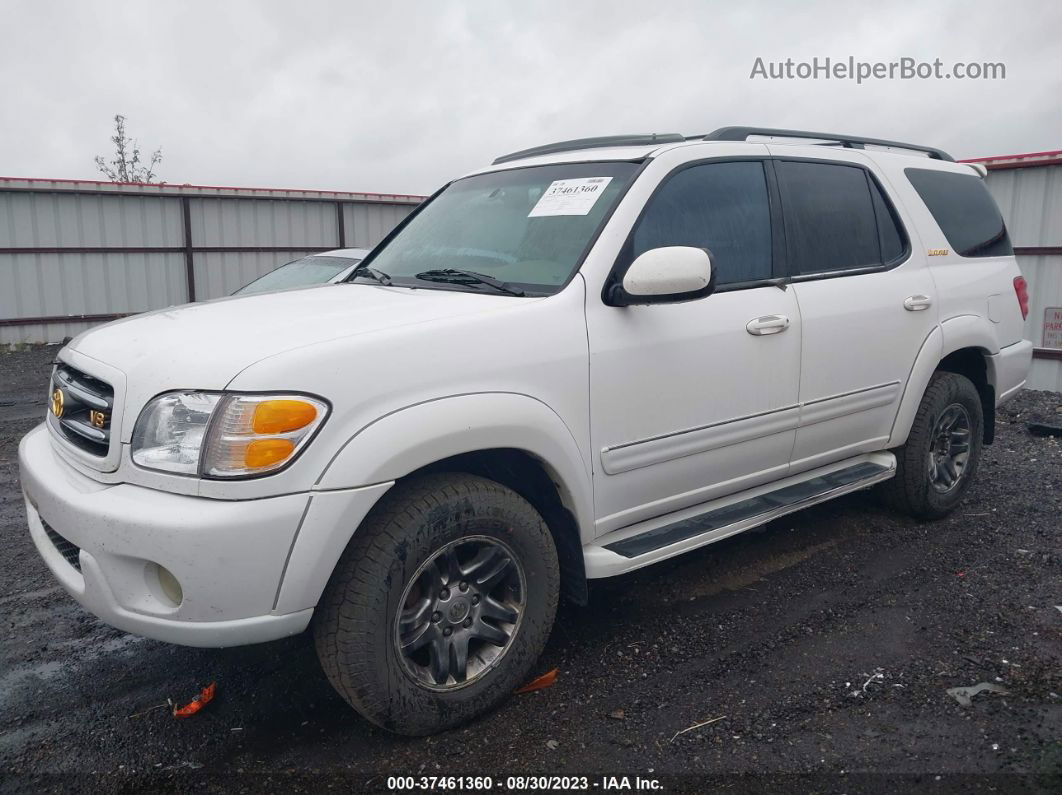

left=5, top=164, right=1059, bottom=393
left=982, top=161, right=1062, bottom=392
left=0, top=178, right=421, bottom=345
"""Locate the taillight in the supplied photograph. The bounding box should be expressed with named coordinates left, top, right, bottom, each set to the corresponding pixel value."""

left=1013, top=276, right=1029, bottom=320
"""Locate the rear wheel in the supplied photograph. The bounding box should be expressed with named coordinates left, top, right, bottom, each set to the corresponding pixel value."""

left=314, top=473, right=560, bottom=735
left=880, top=371, right=983, bottom=519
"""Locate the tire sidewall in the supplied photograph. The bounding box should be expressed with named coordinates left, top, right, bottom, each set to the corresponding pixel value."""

left=338, top=478, right=558, bottom=734
left=909, top=374, right=984, bottom=516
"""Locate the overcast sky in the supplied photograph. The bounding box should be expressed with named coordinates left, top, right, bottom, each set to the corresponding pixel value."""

left=1, top=0, right=1058, bottom=195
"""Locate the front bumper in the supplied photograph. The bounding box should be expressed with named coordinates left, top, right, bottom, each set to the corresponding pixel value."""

left=18, top=424, right=313, bottom=647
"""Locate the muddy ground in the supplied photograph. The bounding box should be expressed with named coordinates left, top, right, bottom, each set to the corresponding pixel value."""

left=0, top=344, right=1059, bottom=793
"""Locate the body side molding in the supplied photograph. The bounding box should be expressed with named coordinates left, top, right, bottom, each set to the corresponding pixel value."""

left=603, top=381, right=901, bottom=475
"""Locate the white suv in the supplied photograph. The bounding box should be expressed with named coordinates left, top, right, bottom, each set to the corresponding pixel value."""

left=19, top=127, right=1033, bottom=735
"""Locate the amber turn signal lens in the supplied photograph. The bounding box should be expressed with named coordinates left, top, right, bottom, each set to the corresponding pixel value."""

left=251, top=400, right=318, bottom=434
left=243, top=438, right=296, bottom=469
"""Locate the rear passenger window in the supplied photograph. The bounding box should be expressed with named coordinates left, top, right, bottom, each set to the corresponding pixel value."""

left=870, top=181, right=906, bottom=263
left=777, top=161, right=906, bottom=275
left=905, top=168, right=1012, bottom=258
left=631, top=161, right=772, bottom=285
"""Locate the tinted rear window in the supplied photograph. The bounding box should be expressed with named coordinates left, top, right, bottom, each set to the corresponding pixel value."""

left=776, top=161, right=883, bottom=275
left=870, top=180, right=905, bottom=263
left=905, top=168, right=1012, bottom=258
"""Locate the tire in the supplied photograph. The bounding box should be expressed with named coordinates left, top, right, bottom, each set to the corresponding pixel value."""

left=313, top=472, right=560, bottom=736
left=879, top=371, right=984, bottom=520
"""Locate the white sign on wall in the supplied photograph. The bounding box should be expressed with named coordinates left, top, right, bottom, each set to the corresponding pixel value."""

left=1044, top=307, right=1062, bottom=350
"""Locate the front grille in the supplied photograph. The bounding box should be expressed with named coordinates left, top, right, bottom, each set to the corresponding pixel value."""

left=43, top=520, right=82, bottom=571
left=49, top=363, right=114, bottom=458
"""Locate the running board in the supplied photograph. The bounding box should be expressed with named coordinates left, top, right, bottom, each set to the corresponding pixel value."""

left=584, top=453, right=895, bottom=578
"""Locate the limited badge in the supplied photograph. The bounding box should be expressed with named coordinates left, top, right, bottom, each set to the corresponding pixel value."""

left=50, top=388, right=64, bottom=418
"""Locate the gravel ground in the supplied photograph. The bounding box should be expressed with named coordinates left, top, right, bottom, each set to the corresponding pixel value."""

left=1, top=344, right=1060, bottom=792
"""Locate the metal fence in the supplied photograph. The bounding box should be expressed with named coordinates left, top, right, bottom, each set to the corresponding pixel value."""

left=4, top=160, right=1060, bottom=392
left=0, top=177, right=422, bottom=345
left=972, top=151, right=1062, bottom=392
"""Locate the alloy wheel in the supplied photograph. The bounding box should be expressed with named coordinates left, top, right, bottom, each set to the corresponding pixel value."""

left=927, top=402, right=973, bottom=493
left=394, top=536, right=525, bottom=690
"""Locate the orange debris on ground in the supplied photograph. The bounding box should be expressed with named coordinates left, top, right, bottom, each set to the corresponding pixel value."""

left=515, top=668, right=559, bottom=694
left=173, top=682, right=217, bottom=718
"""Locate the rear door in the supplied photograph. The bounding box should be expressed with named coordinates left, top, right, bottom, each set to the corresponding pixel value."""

left=769, top=150, right=938, bottom=474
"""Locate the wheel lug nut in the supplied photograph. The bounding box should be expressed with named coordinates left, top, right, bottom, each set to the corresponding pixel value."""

left=471, top=595, right=480, bottom=605
left=443, top=627, right=453, bottom=637
left=463, top=617, right=472, bottom=628
left=459, top=581, right=468, bottom=592
left=431, top=611, right=442, bottom=623
left=440, top=588, right=450, bottom=599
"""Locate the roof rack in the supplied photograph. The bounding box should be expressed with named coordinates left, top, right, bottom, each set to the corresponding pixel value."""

left=491, top=128, right=955, bottom=166
left=492, top=134, right=685, bottom=165
left=703, top=127, right=954, bottom=161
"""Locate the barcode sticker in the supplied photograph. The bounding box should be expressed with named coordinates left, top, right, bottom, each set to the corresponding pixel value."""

left=528, top=177, right=613, bottom=217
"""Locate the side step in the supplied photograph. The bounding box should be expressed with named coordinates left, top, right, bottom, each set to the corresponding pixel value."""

left=585, top=453, right=895, bottom=577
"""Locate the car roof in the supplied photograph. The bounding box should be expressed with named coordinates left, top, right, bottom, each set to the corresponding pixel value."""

left=468, top=127, right=960, bottom=177
left=465, top=143, right=685, bottom=177
left=315, top=247, right=371, bottom=259
left=467, top=140, right=986, bottom=181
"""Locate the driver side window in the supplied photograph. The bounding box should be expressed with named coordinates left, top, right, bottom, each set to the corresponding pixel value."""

left=631, top=161, right=773, bottom=285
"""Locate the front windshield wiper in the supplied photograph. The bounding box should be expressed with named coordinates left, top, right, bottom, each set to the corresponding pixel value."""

left=414, top=268, right=525, bottom=296
left=347, top=263, right=392, bottom=286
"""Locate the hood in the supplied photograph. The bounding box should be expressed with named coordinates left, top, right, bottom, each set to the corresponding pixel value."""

left=69, top=283, right=529, bottom=391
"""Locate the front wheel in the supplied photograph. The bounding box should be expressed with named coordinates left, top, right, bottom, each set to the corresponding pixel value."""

left=879, top=371, right=984, bottom=519
left=314, top=473, right=560, bottom=735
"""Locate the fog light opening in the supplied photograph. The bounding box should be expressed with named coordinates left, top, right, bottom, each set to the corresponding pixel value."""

left=155, top=564, right=184, bottom=607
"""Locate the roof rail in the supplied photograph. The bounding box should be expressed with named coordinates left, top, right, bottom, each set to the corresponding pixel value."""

left=492, top=134, right=685, bottom=165
left=704, top=126, right=954, bottom=162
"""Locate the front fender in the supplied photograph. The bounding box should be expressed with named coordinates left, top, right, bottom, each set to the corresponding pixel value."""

left=316, top=393, right=592, bottom=528
left=273, top=393, right=594, bottom=614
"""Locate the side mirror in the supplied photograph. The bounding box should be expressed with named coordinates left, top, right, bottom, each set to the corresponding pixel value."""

left=608, top=246, right=715, bottom=306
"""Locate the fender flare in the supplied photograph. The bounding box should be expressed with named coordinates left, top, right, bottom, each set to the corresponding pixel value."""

left=316, top=392, right=593, bottom=527
left=274, top=393, right=595, bottom=613
left=938, top=314, right=1001, bottom=360
left=888, top=316, right=997, bottom=448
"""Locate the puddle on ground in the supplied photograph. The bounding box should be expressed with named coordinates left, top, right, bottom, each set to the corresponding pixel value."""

left=680, top=540, right=840, bottom=601
left=0, top=659, right=65, bottom=704
left=0, top=585, right=62, bottom=607
left=48, top=632, right=145, bottom=661
left=0, top=632, right=146, bottom=710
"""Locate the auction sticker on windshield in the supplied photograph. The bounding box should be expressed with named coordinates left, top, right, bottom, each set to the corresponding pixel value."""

left=528, top=177, right=613, bottom=217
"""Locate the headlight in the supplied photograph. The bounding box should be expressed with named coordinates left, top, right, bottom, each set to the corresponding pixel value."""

left=131, top=392, right=328, bottom=477
left=130, top=392, right=220, bottom=475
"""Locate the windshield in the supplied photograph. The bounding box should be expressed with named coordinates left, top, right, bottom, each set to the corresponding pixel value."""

left=360, top=162, right=639, bottom=295
left=235, top=255, right=358, bottom=295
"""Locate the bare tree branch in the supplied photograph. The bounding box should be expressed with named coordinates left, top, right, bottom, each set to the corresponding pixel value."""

left=94, top=114, right=164, bottom=183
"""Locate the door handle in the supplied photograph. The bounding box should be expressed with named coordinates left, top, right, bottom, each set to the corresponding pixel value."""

left=903, top=295, right=932, bottom=311
left=746, top=314, right=790, bottom=336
